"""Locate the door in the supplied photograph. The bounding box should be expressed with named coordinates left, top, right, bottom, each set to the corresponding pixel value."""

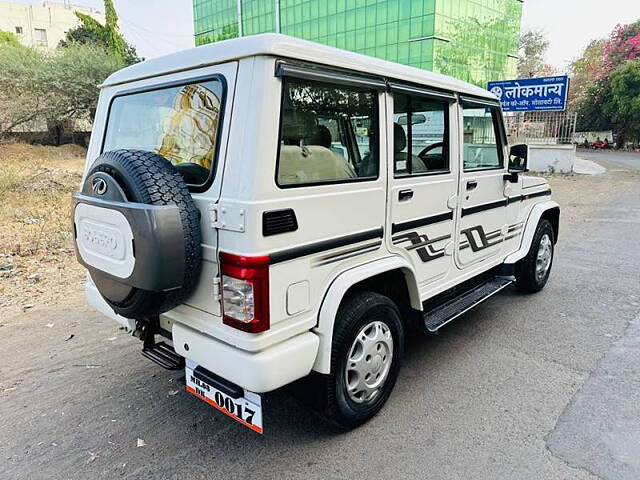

left=455, top=99, right=509, bottom=269
left=101, top=62, right=239, bottom=315
left=387, top=88, right=458, bottom=290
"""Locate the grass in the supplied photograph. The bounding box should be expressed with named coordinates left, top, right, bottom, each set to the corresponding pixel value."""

left=0, top=142, right=87, bottom=310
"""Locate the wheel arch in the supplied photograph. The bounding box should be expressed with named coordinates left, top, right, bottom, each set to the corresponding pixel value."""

left=541, top=205, right=560, bottom=243
left=311, top=256, right=420, bottom=374
left=505, top=200, right=560, bottom=265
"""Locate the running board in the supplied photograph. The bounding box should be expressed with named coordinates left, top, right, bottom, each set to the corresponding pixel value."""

left=423, top=277, right=513, bottom=333
left=142, top=341, right=184, bottom=370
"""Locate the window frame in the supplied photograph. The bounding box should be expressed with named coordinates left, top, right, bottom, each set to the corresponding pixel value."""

left=100, top=73, right=228, bottom=193
left=461, top=100, right=506, bottom=173
left=392, top=92, right=453, bottom=179
left=274, top=76, right=381, bottom=189
left=34, top=28, right=47, bottom=44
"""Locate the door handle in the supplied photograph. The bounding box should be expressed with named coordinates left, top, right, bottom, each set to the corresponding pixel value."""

left=399, top=189, right=414, bottom=201
left=466, top=180, right=478, bottom=191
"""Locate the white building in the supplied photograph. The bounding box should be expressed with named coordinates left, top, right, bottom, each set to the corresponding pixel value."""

left=0, top=1, right=104, bottom=50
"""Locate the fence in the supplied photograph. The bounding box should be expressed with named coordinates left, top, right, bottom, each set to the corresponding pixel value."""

left=504, top=111, right=577, bottom=145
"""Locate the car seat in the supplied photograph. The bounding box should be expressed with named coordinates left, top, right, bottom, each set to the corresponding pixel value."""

left=394, top=123, right=427, bottom=174
left=278, top=110, right=356, bottom=184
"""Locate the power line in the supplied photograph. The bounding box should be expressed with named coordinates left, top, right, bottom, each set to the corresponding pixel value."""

left=119, top=17, right=195, bottom=39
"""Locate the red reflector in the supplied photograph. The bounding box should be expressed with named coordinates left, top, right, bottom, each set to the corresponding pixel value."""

left=219, top=252, right=270, bottom=268
left=219, top=252, right=270, bottom=333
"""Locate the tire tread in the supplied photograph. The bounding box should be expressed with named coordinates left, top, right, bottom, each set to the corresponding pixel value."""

left=88, top=149, right=201, bottom=317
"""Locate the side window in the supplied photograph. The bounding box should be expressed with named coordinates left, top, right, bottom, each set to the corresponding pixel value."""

left=277, top=78, right=379, bottom=187
left=462, top=104, right=504, bottom=170
left=393, top=94, right=449, bottom=177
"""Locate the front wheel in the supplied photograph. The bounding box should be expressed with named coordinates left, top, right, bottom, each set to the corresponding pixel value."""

left=515, top=219, right=555, bottom=293
left=322, top=291, right=404, bottom=430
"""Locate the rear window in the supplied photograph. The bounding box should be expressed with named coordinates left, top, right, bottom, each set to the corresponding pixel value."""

left=102, top=78, right=225, bottom=188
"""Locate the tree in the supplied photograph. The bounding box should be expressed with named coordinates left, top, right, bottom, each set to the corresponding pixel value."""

left=0, top=29, right=21, bottom=47
left=433, top=1, right=521, bottom=86
left=604, top=60, right=640, bottom=145
left=518, top=29, right=554, bottom=78
left=0, top=42, right=125, bottom=139
left=604, top=21, right=640, bottom=71
left=46, top=43, right=127, bottom=121
left=575, top=81, right=612, bottom=133
left=568, top=39, right=606, bottom=107
left=0, top=42, right=49, bottom=138
left=58, top=0, right=141, bottom=65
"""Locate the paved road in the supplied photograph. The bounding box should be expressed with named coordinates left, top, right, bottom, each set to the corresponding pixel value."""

left=2, top=154, right=640, bottom=479
left=578, top=149, right=640, bottom=171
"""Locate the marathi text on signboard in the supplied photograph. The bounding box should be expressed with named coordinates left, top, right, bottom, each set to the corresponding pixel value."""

left=487, top=75, right=569, bottom=112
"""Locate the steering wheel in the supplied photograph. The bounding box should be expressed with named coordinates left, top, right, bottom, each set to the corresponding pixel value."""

left=417, top=142, right=445, bottom=171
left=174, top=162, right=210, bottom=185
left=418, top=142, right=444, bottom=159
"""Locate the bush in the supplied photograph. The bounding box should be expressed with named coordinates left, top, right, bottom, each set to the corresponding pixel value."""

left=0, top=42, right=126, bottom=139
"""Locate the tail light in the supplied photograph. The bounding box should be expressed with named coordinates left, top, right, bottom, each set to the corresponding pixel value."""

left=219, top=252, right=270, bottom=333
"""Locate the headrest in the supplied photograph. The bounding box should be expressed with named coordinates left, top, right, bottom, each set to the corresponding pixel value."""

left=309, top=125, right=332, bottom=148
left=394, top=123, right=406, bottom=153
left=281, top=109, right=318, bottom=142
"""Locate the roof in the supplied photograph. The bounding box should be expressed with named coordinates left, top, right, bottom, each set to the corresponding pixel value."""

left=102, top=33, right=495, bottom=100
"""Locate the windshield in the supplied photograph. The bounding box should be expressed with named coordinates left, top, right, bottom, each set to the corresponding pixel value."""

left=102, top=78, right=224, bottom=187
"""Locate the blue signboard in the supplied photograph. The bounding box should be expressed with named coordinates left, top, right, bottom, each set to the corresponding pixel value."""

left=487, top=75, right=569, bottom=112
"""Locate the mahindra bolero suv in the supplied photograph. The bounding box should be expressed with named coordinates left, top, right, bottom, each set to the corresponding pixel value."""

left=72, top=34, right=559, bottom=433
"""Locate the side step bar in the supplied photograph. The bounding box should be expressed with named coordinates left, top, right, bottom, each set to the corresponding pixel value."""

left=142, top=341, right=184, bottom=370
left=423, top=277, right=513, bottom=333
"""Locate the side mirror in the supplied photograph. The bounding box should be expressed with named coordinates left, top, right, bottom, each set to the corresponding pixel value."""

left=509, top=144, right=529, bottom=172
left=504, top=144, right=528, bottom=183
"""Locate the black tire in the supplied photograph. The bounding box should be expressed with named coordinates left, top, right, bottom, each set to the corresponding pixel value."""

left=320, top=291, right=404, bottom=430
left=515, top=219, right=554, bottom=293
left=85, top=149, right=201, bottom=318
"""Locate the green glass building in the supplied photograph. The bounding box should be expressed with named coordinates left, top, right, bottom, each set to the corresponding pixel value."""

left=193, top=0, right=522, bottom=87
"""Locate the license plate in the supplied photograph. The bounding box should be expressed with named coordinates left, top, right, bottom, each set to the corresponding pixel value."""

left=185, top=360, right=263, bottom=434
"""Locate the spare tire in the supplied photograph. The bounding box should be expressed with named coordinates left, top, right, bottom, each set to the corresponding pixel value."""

left=79, top=149, right=202, bottom=319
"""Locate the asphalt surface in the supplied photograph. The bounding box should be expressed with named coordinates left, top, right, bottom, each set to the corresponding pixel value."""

left=578, top=149, right=640, bottom=171
left=2, top=152, right=640, bottom=480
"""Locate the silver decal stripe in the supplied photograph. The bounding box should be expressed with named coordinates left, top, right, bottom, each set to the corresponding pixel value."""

left=315, top=241, right=382, bottom=264
left=392, top=211, right=454, bottom=235
left=314, top=244, right=382, bottom=267
left=270, top=227, right=384, bottom=264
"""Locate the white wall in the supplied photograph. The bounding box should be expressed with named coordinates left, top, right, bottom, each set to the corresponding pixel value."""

left=573, top=131, right=614, bottom=144
left=0, top=1, right=104, bottom=50
left=528, top=144, right=575, bottom=173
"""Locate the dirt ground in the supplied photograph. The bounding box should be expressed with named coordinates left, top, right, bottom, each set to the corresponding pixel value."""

left=0, top=143, right=87, bottom=317
left=0, top=143, right=636, bottom=320
left=2, top=147, right=640, bottom=479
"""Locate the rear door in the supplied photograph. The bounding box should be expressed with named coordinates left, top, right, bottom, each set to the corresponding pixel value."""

left=387, top=85, right=458, bottom=291
left=179, top=63, right=237, bottom=314
left=100, top=62, right=238, bottom=315
left=455, top=99, right=509, bottom=269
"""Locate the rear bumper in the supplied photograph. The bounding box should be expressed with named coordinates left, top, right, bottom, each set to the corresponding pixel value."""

left=85, top=281, right=136, bottom=330
left=172, top=322, right=319, bottom=393
left=87, top=281, right=319, bottom=393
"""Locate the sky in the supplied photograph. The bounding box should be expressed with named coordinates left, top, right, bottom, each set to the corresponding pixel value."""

left=522, top=0, right=640, bottom=70
left=9, top=0, right=194, bottom=58
left=9, top=0, right=640, bottom=68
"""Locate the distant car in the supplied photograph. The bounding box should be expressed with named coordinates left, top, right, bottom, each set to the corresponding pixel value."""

left=72, top=34, right=560, bottom=433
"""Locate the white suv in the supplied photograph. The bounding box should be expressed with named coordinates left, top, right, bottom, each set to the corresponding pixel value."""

left=73, top=34, right=559, bottom=433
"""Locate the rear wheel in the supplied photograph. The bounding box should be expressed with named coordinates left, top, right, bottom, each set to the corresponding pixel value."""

left=320, top=291, right=404, bottom=430
left=515, top=219, right=554, bottom=293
